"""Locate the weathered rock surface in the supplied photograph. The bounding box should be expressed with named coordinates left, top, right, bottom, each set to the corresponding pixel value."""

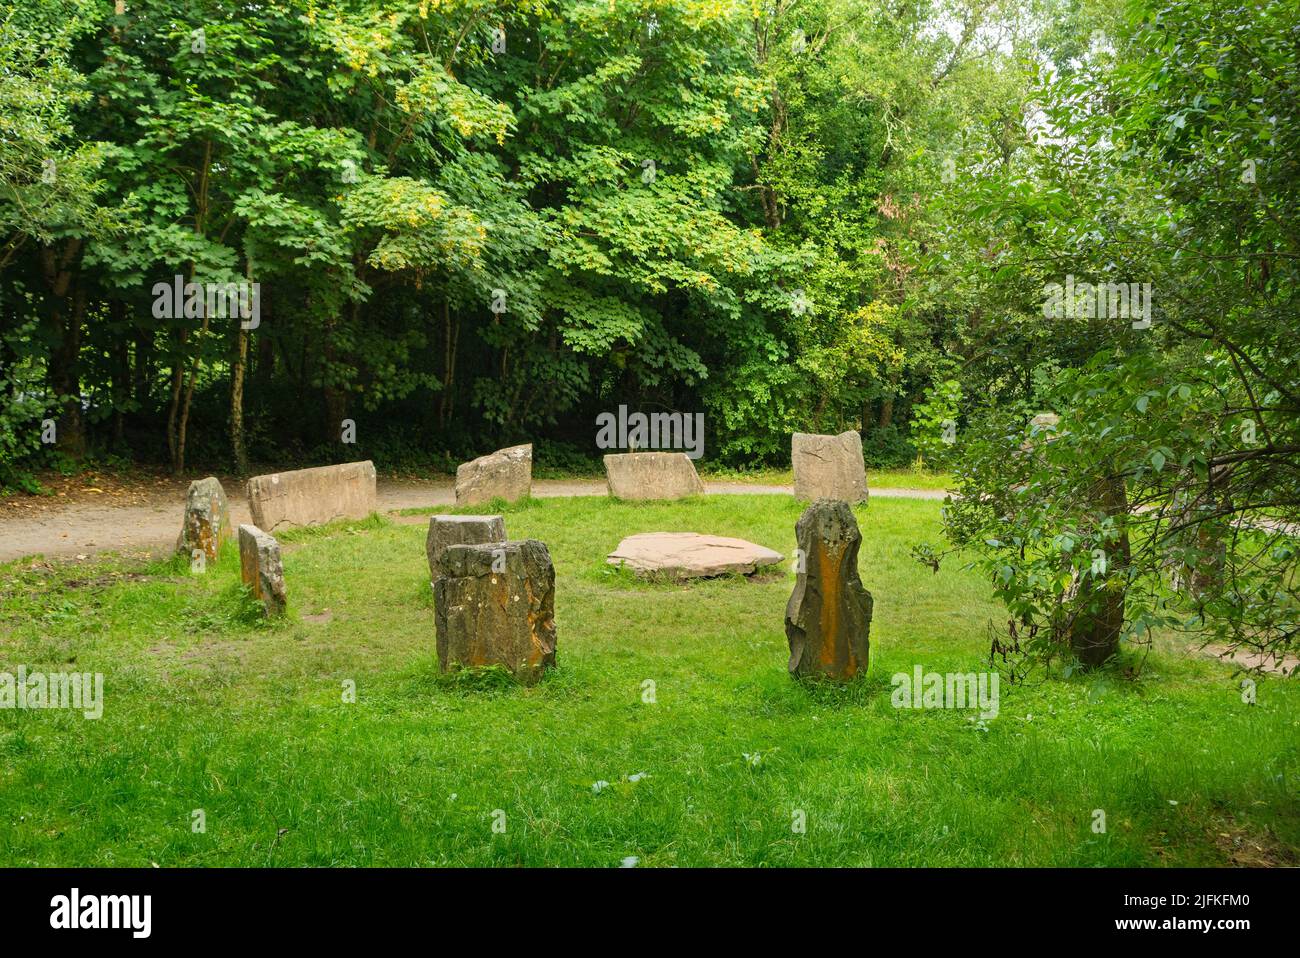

left=785, top=499, right=873, bottom=681
left=603, top=451, right=704, bottom=500
left=238, top=523, right=287, bottom=616
left=791, top=432, right=868, bottom=503
left=433, top=539, right=556, bottom=684
left=426, top=514, right=506, bottom=581
left=607, top=532, right=783, bottom=579
left=246, top=461, right=377, bottom=531
left=177, top=476, right=230, bottom=559
left=455, top=444, right=532, bottom=506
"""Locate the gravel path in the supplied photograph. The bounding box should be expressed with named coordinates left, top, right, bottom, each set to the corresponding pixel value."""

left=0, top=478, right=945, bottom=563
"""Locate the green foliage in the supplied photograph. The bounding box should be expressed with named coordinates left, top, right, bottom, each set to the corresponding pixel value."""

left=918, top=0, right=1300, bottom=670
left=910, top=378, right=962, bottom=468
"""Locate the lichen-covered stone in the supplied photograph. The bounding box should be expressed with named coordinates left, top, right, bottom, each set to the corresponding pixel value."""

left=426, top=514, right=506, bottom=581
left=238, top=523, right=287, bottom=616
left=785, top=499, right=872, bottom=681
left=177, top=476, right=230, bottom=560
left=455, top=444, right=532, bottom=506
left=246, top=461, right=377, bottom=531
left=433, top=539, right=556, bottom=684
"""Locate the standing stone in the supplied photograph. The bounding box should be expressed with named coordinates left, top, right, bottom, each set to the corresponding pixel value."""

left=785, top=499, right=872, bottom=681
left=603, top=451, right=704, bottom=500
left=177, top=476, right=231, bottom=559
left=792, top=432, right=868, bottom=503
left=426, top=514, right=506, bottom=581
left=246, top=461, right=377, bottom=531
left=455, top=444, right=532, bottom=506
left=434, top=540, right=556, bottom=684
left=238, top=523, right=287, bottom=616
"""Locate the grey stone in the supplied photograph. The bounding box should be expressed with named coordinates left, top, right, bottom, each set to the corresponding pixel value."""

left=434, top=539, right=556, bottom=684
left=606, top=532, right=782, bottom=579
left=785, top=499, right=872, bottom=681
left=238, top=523, right=287, bottom=616
left=426, top=514, right=506, bottom=581
left=791, top=432, right=868, bottom=503
left=177, top=476, right=230, bottom=560
left=603, top=451, right=704, bottom=500
left=455, top=444, right=532, bottom=506
left=246, top=461, right=377, bottom=531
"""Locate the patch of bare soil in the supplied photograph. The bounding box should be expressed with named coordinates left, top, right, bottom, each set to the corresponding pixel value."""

left=1200, top=643, right=1299, bottom=677
left=1211, top=817, right=1298, bottom=867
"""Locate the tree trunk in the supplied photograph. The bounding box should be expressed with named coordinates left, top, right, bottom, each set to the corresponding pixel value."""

left=111, top=301, right=129, bottom=445
left=878, top=395, right=895, bottom=429
left=439, top=299, right=459, bottom=429
left=175, top=305, right=210, bottom=476
left=166, top=333, right=184, bottom=471
left=229, top=260, right=252, bottom=474
left=1063, top=475, right=1130, bottom=668
left=39, top=240, right=86, bottom=458
left=132, top=324, right=152, bottom=408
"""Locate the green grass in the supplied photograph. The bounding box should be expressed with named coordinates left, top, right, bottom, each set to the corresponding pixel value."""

left=694, top=464, right=954, bottom=490
left=0, top=496, right=1295, bottom=866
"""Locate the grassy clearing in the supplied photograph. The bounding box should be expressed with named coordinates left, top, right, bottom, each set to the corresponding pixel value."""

left=0, top=495, right=1295, bottom=866
left=695, top=465, right=954, bottom=491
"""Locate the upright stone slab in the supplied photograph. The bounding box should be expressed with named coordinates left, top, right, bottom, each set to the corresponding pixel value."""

left=426, top=514, right=506, bottom=581
left=177, top=476, right=231, bottom=560
left=603, top=452, right=704, bottom=500
left=433, top=540, right=556, bottom=684
left=455, top=444, right=532, bottom=506
left=792, top=432, right=868, bottom=503
left=246, top=460, right=377, bottom=531
left=238, top=523, right=287, bottom=616
left=785, top=499, right=873, bottom=681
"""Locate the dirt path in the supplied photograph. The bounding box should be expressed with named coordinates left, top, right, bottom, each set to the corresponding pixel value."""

left=0, top=476, right=944, bottom=563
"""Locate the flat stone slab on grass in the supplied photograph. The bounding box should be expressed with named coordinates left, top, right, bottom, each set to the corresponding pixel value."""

left=455, top=444, right=532, bottom=506
left=426, top=514, right=506, bottom=580
left=604, top=452, right=704, bottom=500
left=607, top=532, right=783, bottom=579
left=246, top=460, right=377, bottom=531
left=792, top=431, right=868, bottom=503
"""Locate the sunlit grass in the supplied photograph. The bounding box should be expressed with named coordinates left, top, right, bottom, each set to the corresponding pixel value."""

left=0, top=496, right=1294, bottom=866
